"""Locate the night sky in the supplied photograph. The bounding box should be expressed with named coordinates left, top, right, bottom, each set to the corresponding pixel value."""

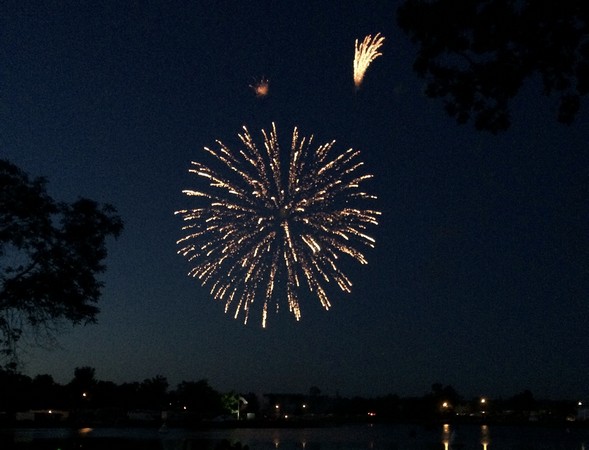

left=2, top=1, right=588, bottom=400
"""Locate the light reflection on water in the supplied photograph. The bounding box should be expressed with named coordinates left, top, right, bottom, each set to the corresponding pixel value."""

left=1, top=423, right=589, bottom=449
left=481, top=424, right=490, bottom=449
left=441, top=423, right=491, bottom=449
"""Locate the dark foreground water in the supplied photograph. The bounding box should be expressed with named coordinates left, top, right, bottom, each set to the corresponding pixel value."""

left=1, top=423, right=589, bottom=450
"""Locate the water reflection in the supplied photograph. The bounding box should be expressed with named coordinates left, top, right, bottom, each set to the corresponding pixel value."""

left=78, top=427, right=94, bottom=436
left=272, top=433, right=280, bottom=448
left=4, top=424, right=589, bottom=450
left=481, top=424, right=490, bottom=450
left=441, top=423, right=453, bottom=450
left=440, top=423, right=491, bottom=449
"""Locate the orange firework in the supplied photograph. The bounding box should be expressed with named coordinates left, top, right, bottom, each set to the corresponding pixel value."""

left=353, top=33, right=385, bottom=88
left=249, top=77, right=269, bottom=97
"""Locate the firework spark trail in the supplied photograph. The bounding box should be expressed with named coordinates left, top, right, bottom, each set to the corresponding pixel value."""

left=176, top=123, right=380, bottom=327
left=354, top=33, right=385, bottom=89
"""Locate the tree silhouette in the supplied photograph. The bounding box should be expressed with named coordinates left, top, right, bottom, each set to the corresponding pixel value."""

left=397, top=0, right=589, bottom=132
left=173, top=379, right=226, bottom=419
left=0, top=159, right=123, bottom=366
left=68, top=366, right=97, bottom=405
left=137, top=376, right=169, bottom=409
left=506, top=389, right=537, bottom=413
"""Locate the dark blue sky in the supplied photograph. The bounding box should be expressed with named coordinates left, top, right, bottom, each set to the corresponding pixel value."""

left=2, top=1, right=588, bottom=400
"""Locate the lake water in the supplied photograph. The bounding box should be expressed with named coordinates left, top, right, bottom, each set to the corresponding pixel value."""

left=1, top=423, right=589, bottom=449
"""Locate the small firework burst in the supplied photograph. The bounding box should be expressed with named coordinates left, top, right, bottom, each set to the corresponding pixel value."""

left=353, top=33, right=385, bottom=89
left=176, top=123, right=380, bottom=327
left=249, top=77, right=269, bottom=97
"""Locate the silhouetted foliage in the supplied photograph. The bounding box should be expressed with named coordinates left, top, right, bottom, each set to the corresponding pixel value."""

left=91, top=380, right=120, bottom=408
left=505, top=389, right=537, bottom=413
left=309, top=386, right=322, bottom=397
left=0, top=369, right=579, bottom=426
left=30, top=374, right=62, bottom=409
left=73, top=366, right=97, bottom=386
left=114, top=381, right=142, bottom=409
left=0, top=159, right=123, bottom=365
left=172, top=379, right=226, bottom=419
left=397, top=0, right=589, bottom=132
left=0, top=369, right=32, bottom=411
left=137, top=376, right=169, bottom=409
left=66, top=366, right=97, bottom=406
left=430, top=383, right=462, bottom=405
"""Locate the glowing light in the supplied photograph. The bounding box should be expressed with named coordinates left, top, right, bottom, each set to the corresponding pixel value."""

left=250, top=77, right=269, bottom=97
left=481, top=424, right=490, bottom=450
left=442, top=423, right=451, bottom=450
left=176, top=123, right=380, bottom=327
left=353, top=33, right=385, bottom=89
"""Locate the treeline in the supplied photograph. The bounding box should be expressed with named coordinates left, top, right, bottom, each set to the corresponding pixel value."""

left=0, top=367, right=231, bottom=420
left=0, top=368, right=582, bottom=426
left=332, top=386, right=580, bottom=424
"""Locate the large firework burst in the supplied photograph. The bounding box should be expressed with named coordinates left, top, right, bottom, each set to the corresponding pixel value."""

left=354, top=33, right=385, bottom=89
left=175, top=123, right=380, bottom=327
